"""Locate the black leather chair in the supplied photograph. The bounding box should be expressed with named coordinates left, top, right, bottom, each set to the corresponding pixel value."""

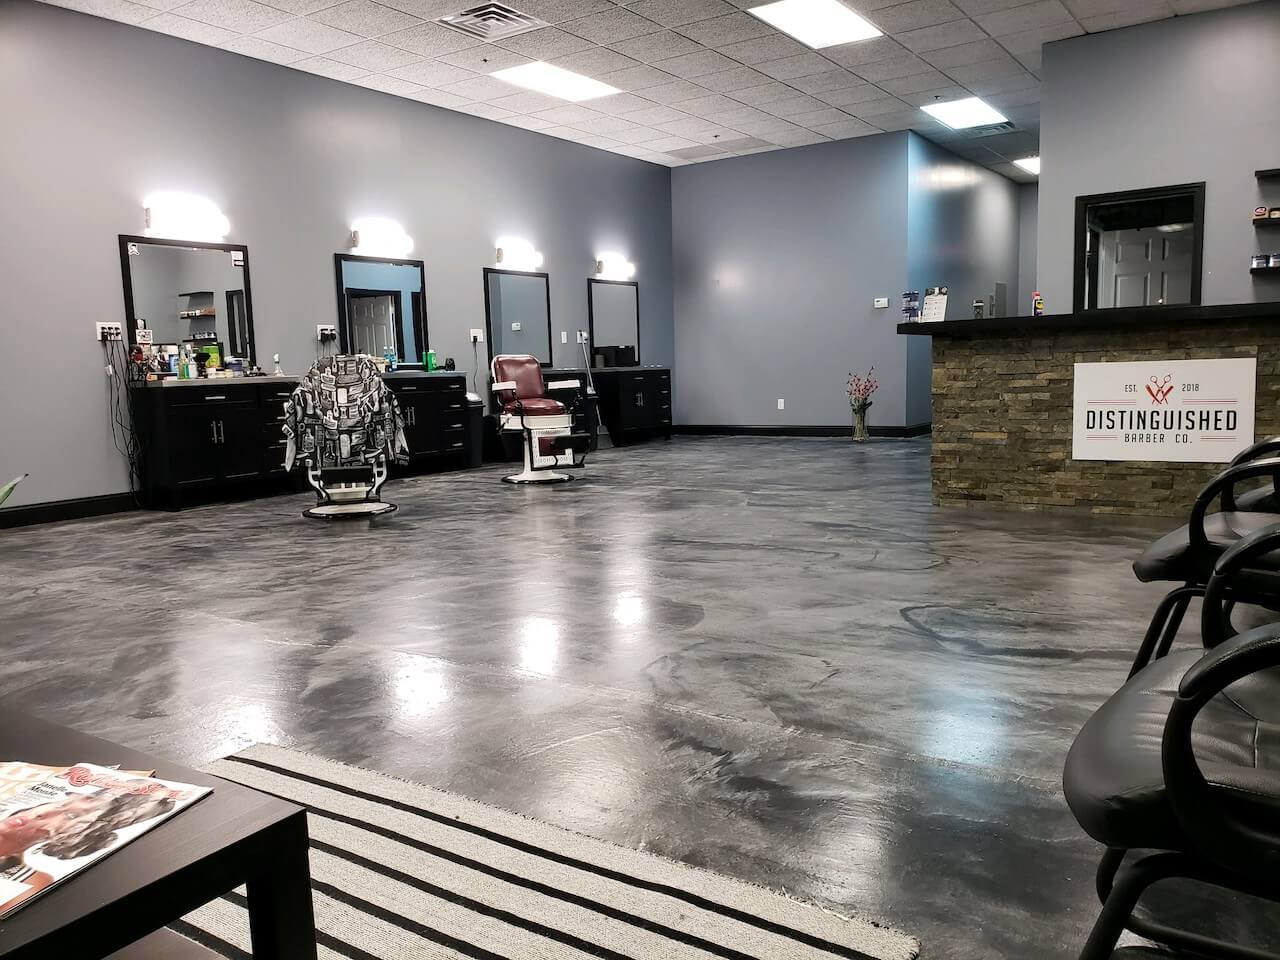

left=1130, top=447, right=1280, bottom=675
left=1065, top=525, right=1280, bottom=960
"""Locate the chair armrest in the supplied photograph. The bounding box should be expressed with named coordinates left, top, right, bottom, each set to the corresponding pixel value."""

left=492, top=380, right=517, bottom=393
left=1199, top=522, right=1280, bottom=647
left=1223, top=437, right=1280, bottom=507
left=546, top=379, right=580, bottom=390
left=1188, top=458, right=1280, bottom=551
left=1162, top=625, right=1280, bottom=880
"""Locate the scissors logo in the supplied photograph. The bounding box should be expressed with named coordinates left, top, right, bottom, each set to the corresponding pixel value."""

left=1145, top=374, right=1174, bottom=405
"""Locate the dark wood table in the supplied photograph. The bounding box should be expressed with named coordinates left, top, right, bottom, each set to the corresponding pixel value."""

left=0, top=709, right=316, bottom=960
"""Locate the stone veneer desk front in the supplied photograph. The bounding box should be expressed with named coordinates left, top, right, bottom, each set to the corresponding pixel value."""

left=899, top=303, right=1280, bottom=517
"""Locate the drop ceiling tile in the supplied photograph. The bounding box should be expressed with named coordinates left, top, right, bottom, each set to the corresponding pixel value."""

left=44, top=0, right=157, bottom=22
left=597, top=63, right=677, bottom=90
left=786, top=69, right=865, bottom=95
left=589, top=91, right=658, bottom=114
left=572, top=113, right=644, bottom=134
left=608, top=30, right=703, bottom=62
left=812, top=82, right=891, bottom=106
left=897, top=83, right=970, bottom=105
left=652, top=48, right=737, bottom=78
left=868, top=0, right=967, bottom=31
left=404, top=86, right=469, bottom=106
left=853, top=52, right=936, bottom=82
left=1062, top=0, right=1165, bottom=16
left=533, top=102, right=607, bottom=123
left=653, top=114, right=724, bottom=135
left=954, top=0, right=1037, bottom=14
left=633, top=78, right=710, bottom=103
left=638, top=134, right=699, bottom=151
left=727, top=81, right=798, bottom=106
left=372, top=0, right=457, bottom=17
left=443, top=73, right=530, bottom=99
left=515, top=0, right=614, bottom=22
left=619, top=103, right=690, bottom=124
left=381, top=20, right=484, bottom=57
left=758, top=92, right=829, bottom=116
left=124, top=0, right=188, bottom=12
left=627, top=0, right=736, bottom=26
left=974, top=0, right=1074, bottom=35
left=673, top=11, right=774, bottom=45
left=809, top=117, right=881, bottom=138
left=387, top=58, right=476, bottom=85
left=767, top=128, right=830, bottom=146
left=821, top=36, right=908, bottom=68
left=309, top=0, right=423, bottom=37
left=704, top=102, right=774, bottom=124
left=987, top=87, right=1043, bottom=110
left=552, top=45, right=639, bottom=75
left=221, top=33, right=310, bottom=61
left=257, top=17, right=367, bottom=53
left=694, top=65, right=773, bottom=93
left=870, top=110, right=933, bottom=130
left=877, top=68, right=951, bottom=94
left=715, top=33, right=808, bottom=64
left=690, top=126, right=743, bottom=144
left=730, top=116, right=803, bottom=136
left=677, top=92, right=742, bottom=117
left=500, top=114, right=557, bottom=130
left=488, top=89, right=565, bottom=112
left=437, top=44, right=532, bottom=71
left=896, top=17, right=988, bottom=52
left=290, top=54, right=370, bottom=78
left=920, top=37, right=1005, bottom=68
left=714, top=135, right=773, bottom=151
left=604, top=123, right=667, bottom=143
left=171, top=0, right=292, bottom=32
left=1080, top=7, right=1171, bottom=30
left=994, top=20, right=1084, bottom=53
left=327, top=39, right=425, bottom=70
left=666, top=143, right=731, bottom=160
left=755, top=52, right=833, bottom=81
left=142, top=11, right=238, bottom=42
left=789, top=106, right=855, bottom=128
left=1015, top=49, right=1042, bottom=73
left=965, top=71, right=1038, bottom=95
left=848, top=95, right=913, bottom=117
left=494, top=26, right=595, bottom=59
left=565, top=131, right=624, bottom=147
left=943, top=53, right=1025, bottom=82
left=561, top=7, right=656, bottom=43
left=350, top=73, right=425, bottom=94
left=454, top=100, right=517, bottom=118
left=1171, top=0, right=1246, bottom=10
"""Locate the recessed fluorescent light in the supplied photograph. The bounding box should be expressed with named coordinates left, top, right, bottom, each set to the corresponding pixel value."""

left=490, top=61, right=620, bottom=102
left=747, top=0, right=881, bottom=49
left=1013, top=156, right=1041, bottom=175
left=921, top=96, right=1008, bottom=129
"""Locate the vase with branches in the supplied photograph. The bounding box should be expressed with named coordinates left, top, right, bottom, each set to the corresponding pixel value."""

left=846, top=369, right=877, bottom=443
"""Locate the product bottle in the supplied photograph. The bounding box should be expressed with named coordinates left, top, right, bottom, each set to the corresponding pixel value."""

left=1031, top=291, right=1044, bottom=316
left=426, top=349, right=436, bottom=371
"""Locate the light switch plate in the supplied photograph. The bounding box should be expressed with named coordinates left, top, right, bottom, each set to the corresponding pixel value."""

left=874, top=297, right=889, bottom=309
left=560, top=331, right=567, bottom=343
left=470, top=329, right=483, bottom=343
left=511, top=322, right=521, bottom=332
left=777, top=398, right=785, bottom=410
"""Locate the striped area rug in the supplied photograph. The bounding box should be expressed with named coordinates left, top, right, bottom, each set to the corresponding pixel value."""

left=177, top=745, right=919, bottom=960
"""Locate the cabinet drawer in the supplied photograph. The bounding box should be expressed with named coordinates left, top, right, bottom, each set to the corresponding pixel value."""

left=164, top=385, right=258, bottom=408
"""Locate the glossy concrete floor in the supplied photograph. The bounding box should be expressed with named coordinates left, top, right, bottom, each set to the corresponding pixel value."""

left=0, top=438, right=1264, bottom=958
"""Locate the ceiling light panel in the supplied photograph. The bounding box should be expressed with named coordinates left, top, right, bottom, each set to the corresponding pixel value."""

left=490, top=61, right=621, bottom=102
left=920, top=96, right=1008, bottom=129
left=747, top=0, right=882, bottom=50
left=1013, top=156, right=1041, bottom=175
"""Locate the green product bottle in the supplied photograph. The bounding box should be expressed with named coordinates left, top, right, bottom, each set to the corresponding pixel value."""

left=426, top=349, right=436, bottom=371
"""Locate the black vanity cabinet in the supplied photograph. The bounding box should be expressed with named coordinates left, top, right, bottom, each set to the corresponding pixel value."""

left=593, top=367, right=671, bottom=446
left=544, top=367, right=599, bottom=452
left=383, top=372, right=470, bottom=468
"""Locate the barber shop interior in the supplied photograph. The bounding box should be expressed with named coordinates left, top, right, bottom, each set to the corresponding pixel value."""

left=4, top=0, right=1280, bottom=957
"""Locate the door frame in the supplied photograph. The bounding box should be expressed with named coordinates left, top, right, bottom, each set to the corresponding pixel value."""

left=344, top=288, right=406, bottom=359
left=1072, top=182, right=1205, bottom=312
left=333, top=253, right=428, bottom=362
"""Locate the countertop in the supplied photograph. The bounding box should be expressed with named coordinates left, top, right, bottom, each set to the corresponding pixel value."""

left=142, top=369, right=464, bottom=387
left=896, top=302, right=1279, bottom=338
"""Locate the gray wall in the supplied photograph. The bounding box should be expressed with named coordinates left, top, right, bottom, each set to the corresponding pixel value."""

left=672, top=133, right=912, bottom=429
left=905, top=133, right=1020, bottom=426
left=0, top=0, right=672, bottom=507
left=1017, top=183, right=1038, bottom=313
left=1038, top=0, right=1280, bottom=309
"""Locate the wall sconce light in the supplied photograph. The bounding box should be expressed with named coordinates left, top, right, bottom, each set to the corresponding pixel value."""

left=594, top=252, right=636, bottom=280
left=143, top=191, right=230, bottom=242
left=351, top=217, right=413, bottom=258
left=495, top=236, right=543, bottom=272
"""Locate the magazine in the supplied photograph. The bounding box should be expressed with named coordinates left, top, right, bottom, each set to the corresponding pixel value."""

left=0, top=761, right=211, bottom=918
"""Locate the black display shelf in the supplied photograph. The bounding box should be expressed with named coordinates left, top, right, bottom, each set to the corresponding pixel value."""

left=1257, top=168, right=1280, bottom=180
left=1255, top=218, right=1280, bottom=228
left=1251, top=266, right=1280, bottom=276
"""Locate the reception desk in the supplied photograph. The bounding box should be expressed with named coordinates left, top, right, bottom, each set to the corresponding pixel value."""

left=900, top=303, right=1280, bottom=516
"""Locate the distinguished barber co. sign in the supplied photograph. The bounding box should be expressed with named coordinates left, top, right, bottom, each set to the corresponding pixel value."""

left=1072, top=358, right=1256, bottom=462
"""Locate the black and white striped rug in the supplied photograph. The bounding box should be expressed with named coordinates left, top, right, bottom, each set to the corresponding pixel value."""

left=177, top=745, right=919, bottom=960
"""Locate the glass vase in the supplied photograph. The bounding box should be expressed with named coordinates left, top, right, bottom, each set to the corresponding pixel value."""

left=852, top=404, right=869, bottom=443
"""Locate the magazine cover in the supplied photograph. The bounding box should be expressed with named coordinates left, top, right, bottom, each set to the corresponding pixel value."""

left=0, top=762, right=211, bottom=917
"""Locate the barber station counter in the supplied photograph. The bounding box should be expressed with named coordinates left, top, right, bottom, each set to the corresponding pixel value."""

left=899, top=303, right=1280, bottom=516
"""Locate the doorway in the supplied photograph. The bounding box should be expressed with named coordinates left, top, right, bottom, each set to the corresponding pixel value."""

left=344, top=288, right=405, bottom=358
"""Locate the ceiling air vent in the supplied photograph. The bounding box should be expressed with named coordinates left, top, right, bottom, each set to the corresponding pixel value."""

left=436, top=3, right=548, bottom=41
left=953, top=121, right=1017, bottom=139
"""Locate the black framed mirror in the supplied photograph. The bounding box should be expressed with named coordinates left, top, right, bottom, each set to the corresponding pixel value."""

left=1073, top=182, right=1205, bottom=311
left=483, top=267, right=553, bottom=367
left=118, top=235, right=255, bottom=366
left=334, top=254, right=428, bottom=363
left=587, top=279, right=639, bottom=368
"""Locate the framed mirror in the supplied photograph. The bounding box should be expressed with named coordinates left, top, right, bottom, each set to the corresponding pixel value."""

left=587, top=279, right=639, bottom=368
left=483, top=268, right=553, bottom=366
left=334, top=254, right=428, bottom=363
left=119, top=235, right=255, bottom=365
left=1073, top=182, right=1205, bottom=311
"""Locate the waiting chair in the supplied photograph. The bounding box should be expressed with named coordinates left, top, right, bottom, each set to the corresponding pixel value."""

left=1129, top=448, right=1280, bottom=675
left=283, top=354, right=408, bottom=518
left=1064, top=525, right=1280, bottom=960
left=490, top=354, right=589, bottom=484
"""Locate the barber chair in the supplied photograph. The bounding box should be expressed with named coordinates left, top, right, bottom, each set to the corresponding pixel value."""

left=1129, top=446, right=1280, bottom=675
left=1064, top=525, right=1280, bottom=960
left=283, top=354, right=408, bottom=518
left=490, top=354, right=590, bottom=484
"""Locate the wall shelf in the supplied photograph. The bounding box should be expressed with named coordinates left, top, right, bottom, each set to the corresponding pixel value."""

left=1257, top=169, right=1280, bottom=180
left=1255, top=219, right=1280, bottom=228
left=1250, top=266, right=1280, bottom=276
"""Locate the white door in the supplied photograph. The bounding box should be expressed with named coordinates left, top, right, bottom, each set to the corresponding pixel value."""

left=1098, top=227, right=1193, bottom=307
left=349, top=294, right=397, bottom=356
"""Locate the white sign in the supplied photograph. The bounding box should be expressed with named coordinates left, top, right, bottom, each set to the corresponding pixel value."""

left=1072, top=358, right=1256, bottom=462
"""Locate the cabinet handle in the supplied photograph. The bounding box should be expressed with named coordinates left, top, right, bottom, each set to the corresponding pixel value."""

left=635, top=393, right=644, bottom=406
left=275, top=391, right=292, bottom=397
left=450, top=442, right=463, bottom=449
left=204, top=395, right=226, bottom=401
left=400, top=386, right=418, bottom=392
left=210, top=420, right=218, bottom=443
left=450, top=423, right=463, bottom=429
left=217, top=420, right=225, bottom=443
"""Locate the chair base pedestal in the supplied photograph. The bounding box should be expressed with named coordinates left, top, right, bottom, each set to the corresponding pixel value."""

left=303, top=501, right=398, bottom=519
left=502, top=469, right=573, bottom=484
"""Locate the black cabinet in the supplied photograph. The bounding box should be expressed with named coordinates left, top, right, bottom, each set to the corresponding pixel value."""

left=545, top=368, right=598, bottom=452
left=383, top=373, right=469, bottom=467
left=593, top=367, right=671, bottom=446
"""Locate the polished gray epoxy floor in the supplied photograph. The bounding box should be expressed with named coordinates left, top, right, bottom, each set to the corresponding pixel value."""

left=0, top=438, right=1237, bottom=957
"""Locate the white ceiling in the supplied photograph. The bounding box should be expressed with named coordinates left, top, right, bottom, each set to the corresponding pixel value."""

left=38, top=0, right=1253, bottom=179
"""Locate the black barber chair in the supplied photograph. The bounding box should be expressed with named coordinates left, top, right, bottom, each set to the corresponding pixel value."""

left=1065, top=525, right=1280, bottom=960
left=1130, top=445, right=1280, bottom=675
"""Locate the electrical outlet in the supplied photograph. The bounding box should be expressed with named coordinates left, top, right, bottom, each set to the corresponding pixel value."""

left=470, top=329, right=484, bottom=343
left=777, top=398, right=785, bottom=410
left=874, top=297, right=889, bottom=309
left=511, top=322, right=522, bottom=332
left=560, top=331, right=568, bottom=344
left=95, top=322, right=123, bottom=342
left=316, top=324, right=337, bottom=343
left=577, top=331, right=588, bottom=344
